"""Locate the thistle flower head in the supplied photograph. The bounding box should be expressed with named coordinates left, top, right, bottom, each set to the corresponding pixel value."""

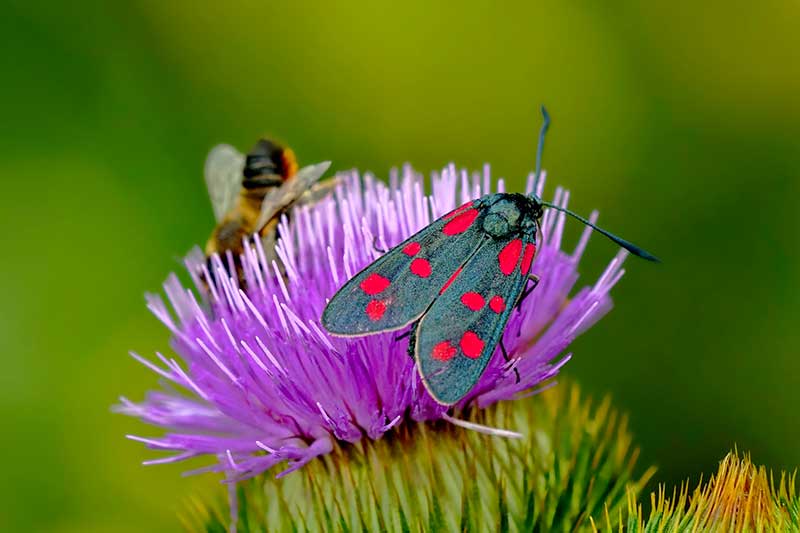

left=183, top=384, right=653, bottom=532
left=117, top=164, right=629, bottom=481
left=597, top=451, right=800, bottom=532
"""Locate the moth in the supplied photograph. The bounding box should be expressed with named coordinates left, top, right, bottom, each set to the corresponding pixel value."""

left=321, top=109, right=658, bottom=405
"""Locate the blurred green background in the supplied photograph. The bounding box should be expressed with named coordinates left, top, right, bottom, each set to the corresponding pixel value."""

left=2, top=1, right=799, bottom=530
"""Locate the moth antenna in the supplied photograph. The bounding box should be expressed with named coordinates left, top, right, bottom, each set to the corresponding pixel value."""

left=534, top=105, right=551, bottom=192
left=541, top=202, right=660, bottom=262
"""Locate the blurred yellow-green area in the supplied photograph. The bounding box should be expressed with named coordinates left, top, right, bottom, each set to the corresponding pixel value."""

left=1, top=1, right=798, bottom=531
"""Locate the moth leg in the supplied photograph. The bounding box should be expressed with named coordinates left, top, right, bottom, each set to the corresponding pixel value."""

left=394, top=329, right=412, bottom=342
left=372, top=236, right=387, bottom=254
left=517, top=274, right=541, bottom=307
left=500, top=339, right=521, bottom=384
left=403, top=324, right=419, bottom=361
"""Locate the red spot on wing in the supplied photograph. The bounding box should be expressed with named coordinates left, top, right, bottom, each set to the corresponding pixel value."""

left=444, top=201, right=475, bottom=220
left=432, top=341, right=457, bottom=361
left=365, top=300, right=386, bottom=321
left=498, top=239, right=523, bottom=275
left=489, top=295, right=506, bottom=313
left=520, top=243, right=536, bottom=273
left=460, top=292, right=485, bottom=311
left=360, top=273, right=391, bottom=295
left=402, top=242, right=421, bottom=256
left=459, top=331, right=485, bottom=359
left=410, top=258, right=432, bottom=278
left=439, top=267, right=462, bottom=294
left=442, top=209, right=479, bottom=236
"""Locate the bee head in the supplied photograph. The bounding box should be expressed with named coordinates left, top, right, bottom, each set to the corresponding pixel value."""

left=242, top=139, right=299, bottom=189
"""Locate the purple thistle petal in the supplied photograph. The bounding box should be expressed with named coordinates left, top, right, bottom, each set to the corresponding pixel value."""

left=118, top=164, right=626, bottom=479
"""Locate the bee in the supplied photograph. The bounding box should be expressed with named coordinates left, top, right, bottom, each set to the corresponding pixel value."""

left=203, top=138, right=332, bottom=274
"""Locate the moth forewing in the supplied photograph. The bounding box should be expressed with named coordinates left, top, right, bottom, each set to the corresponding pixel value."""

left=413, top=233, right=534, bottom=405
left=321, top=199, right=491, bottom=337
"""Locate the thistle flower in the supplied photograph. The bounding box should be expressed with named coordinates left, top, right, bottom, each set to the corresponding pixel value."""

left=117, top=163, right=628, bottom=483
left=183, top=383, right=654, bottom=532
left=596, top=452, right=800, bottom=532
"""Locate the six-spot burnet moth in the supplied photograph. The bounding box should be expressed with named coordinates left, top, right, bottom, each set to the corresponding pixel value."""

left=321, top=108, right=658, bottom=405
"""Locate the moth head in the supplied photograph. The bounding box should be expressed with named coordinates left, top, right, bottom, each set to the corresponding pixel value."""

left=528, top=195, right=545, bottom=222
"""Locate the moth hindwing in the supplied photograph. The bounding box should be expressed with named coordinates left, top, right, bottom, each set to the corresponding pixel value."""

left=321, top=198, right=494, bottom=337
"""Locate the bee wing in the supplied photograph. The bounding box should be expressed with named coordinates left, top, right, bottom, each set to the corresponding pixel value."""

left=204, top=144, right=245, bottom=222
left=296, top=176, right=341, bottom=207
left=414, top=235, right=537, bottom=405
left=255, top=161, right=332, bottom=230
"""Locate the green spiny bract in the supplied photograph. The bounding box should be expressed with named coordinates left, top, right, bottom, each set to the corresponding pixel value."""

left=182, top=383, right=654, bottom=532
left=595, top=451, right=799, bottom=532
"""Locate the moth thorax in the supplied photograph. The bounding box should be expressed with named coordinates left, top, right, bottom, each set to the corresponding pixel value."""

left=483, top=200, right=522, bottom=238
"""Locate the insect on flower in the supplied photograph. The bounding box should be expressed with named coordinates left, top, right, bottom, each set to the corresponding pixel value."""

left=204, top=138, right=332, bottom=268
left=322, top=108, right=659, bottom=405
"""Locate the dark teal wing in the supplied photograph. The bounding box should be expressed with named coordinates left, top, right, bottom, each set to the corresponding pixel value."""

left=413, top=234, right=536, bottom=405
left=322, top=198, right=493, bottom=336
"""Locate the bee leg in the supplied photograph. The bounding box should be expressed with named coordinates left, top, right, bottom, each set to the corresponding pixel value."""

left=500, top=339, right=521, bottom=384
left=517, top=274, right=541, bottom=307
